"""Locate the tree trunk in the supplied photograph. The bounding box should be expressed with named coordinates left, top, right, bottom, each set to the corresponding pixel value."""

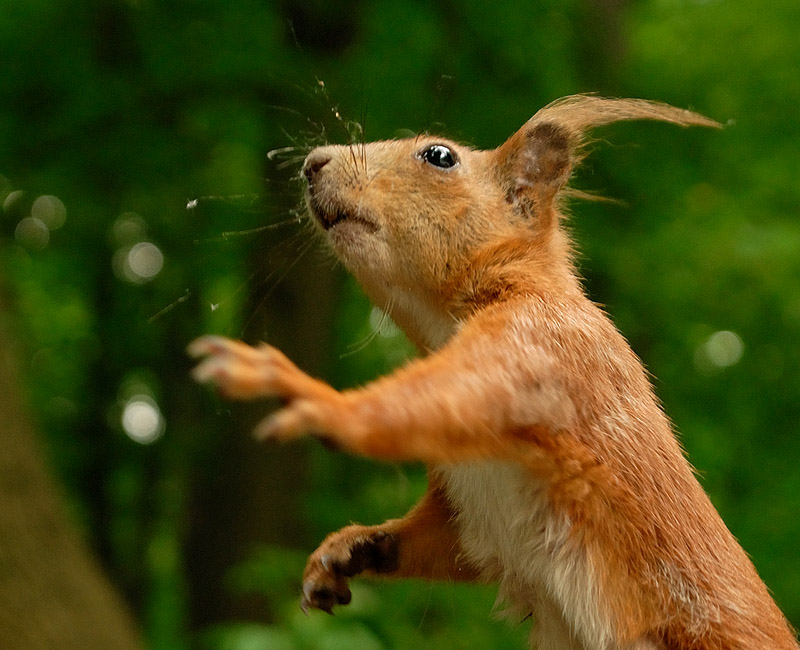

left=0, top=293, right=143, bottom=650
left=185, top=229, right=342, bottom=627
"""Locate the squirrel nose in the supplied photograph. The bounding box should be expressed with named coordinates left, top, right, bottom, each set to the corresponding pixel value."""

left=303, top=151, right=332, bottom=184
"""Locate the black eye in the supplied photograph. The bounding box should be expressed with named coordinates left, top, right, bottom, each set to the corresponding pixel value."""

left=419, top=144, right=458, bottom=169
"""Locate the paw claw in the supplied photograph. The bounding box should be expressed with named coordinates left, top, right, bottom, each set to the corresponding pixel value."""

left=301, top=580, right=346, bottom=615
left=300, top=527, right=398, bottom=614
left=254, top=401, right=317, bottom=442
left=253, top=413, right=281, bottom=441
left=186, top=335, right=226, bottom=359
left=190, top=357, right=226, bottom=385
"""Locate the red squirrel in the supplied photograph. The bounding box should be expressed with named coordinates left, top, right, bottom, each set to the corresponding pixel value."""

left=189, top=95, right=799, bottom=650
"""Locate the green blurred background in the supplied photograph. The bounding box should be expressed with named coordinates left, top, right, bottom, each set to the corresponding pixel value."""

left=1, top=0, right=798, bottom=648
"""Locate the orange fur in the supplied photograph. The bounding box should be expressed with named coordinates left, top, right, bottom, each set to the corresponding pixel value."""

left=190, top=95, right=798, bottom=650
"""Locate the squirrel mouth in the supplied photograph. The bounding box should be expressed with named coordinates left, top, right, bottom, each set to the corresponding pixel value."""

left=310, top=200, right=378, bottom=234
left=322, top=209, right=350, bottom=230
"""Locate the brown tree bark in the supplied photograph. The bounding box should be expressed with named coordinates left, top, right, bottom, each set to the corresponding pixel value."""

left=0, top=301, right=143, bottom=650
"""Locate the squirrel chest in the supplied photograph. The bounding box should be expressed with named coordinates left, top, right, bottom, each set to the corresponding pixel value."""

left=438, top=461, right=613, bottom=649
left=438, top=461, right=559, bottom=579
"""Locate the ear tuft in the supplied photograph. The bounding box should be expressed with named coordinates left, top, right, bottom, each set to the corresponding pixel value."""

left=497, top=94, right=720, bottom=219
left=531, top=94, right=721, bottom=135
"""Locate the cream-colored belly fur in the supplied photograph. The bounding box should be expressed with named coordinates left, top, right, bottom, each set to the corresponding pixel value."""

left=438, top=461, right=632, bottom=650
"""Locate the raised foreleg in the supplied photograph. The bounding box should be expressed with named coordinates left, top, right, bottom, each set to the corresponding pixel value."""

left=301, top=475, right=478, bottom=613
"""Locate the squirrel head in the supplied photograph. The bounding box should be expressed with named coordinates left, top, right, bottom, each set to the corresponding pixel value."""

left=303, top=95, right=718, bottom=348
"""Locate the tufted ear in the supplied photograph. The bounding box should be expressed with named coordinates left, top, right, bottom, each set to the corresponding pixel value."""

left=495, top=95, right=721, bottom=227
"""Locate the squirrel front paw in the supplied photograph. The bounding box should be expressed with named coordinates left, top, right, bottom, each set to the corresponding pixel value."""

left=301, top=526, right=398, bottom=614
left=188, top=335, right=348, bottom=442
left=188, top=335, right=308, bottom=400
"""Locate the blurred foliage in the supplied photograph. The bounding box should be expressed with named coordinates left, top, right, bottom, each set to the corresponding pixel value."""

left=1, top=0, right=799, bottom=648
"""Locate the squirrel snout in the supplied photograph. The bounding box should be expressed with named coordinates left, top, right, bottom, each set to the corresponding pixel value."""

left=303, top=151, right=332, bottom=185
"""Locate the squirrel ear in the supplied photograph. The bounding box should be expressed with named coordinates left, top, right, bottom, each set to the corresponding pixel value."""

left=517, top=121, right=574, bottom=193
left=495, top=120, right=575, bottom=218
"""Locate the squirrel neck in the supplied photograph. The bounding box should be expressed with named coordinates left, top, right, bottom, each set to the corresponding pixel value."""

left=443, top=229, right=583, bottom=322
left=380, top=231, right=583, bottom=353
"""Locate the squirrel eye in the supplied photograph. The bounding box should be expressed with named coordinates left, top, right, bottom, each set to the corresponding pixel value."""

left=419, top=144, right=458, bottom=169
